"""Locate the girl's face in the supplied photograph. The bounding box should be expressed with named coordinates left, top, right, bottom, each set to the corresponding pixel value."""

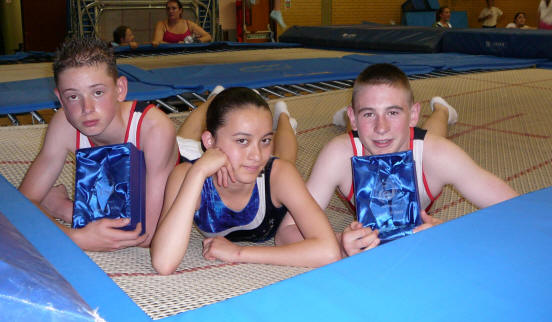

left=441, top=8, right=451, bottom=21
left=212, top=105, right=273, bottom=184
left=166, top=1, right=182, bottom=20
left=515, top=14, right=526, bottom=26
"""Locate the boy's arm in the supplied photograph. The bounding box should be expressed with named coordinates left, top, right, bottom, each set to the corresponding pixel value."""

left=52, top=215, right=147, bottom=252
left=425, top=135, right=519, bottom=209
left=138, top=108, right=179, bottom=246
left=306, top=135, right=352, bottom=210
left=19, top=110, right=74, bottom=207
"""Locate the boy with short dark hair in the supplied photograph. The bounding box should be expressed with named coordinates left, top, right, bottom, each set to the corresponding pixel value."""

left=19, top=37, right=179, bottom=251
left=276, top=63, right=518, bottom=256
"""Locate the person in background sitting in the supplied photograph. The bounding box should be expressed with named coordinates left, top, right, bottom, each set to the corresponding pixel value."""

left=152, top=0, right=212, bottom=46
left=112, top=25, right=139, bottom=49
left=433, top=6, right=452, bottom=28
left=506, top=12, right=534, bottom=29
left=478, top=0, right=503, bottom=28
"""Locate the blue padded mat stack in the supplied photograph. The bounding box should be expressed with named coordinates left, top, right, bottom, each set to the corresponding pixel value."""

left=442, top=28, right=552, bottom=59
left=280, top=24, right=551, bottom=59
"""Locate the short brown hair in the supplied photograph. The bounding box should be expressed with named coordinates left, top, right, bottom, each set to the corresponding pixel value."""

left=53, top=37, right=117, bottom=85
left=352, top=63, right=414, bottom=109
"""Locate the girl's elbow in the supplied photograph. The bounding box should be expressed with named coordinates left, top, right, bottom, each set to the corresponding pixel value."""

left=313, top=243, right=342, bottom=267
left=326, top=245, right=343, bottom=264
left=150, top=249, right=177, bottom=275
left=152, top=258, right=177, bottom=276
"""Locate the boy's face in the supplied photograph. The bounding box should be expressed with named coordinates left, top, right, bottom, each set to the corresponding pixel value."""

left=347, top=84, right=419, bottom=156
left=54, top=64, right=127, bottom=138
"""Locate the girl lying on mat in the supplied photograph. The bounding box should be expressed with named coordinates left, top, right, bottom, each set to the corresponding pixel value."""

left=150, top=87, right=341, bottom=274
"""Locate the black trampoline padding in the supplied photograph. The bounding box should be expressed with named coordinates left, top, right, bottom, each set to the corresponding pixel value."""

left=280, top=25, right=446, bottom=53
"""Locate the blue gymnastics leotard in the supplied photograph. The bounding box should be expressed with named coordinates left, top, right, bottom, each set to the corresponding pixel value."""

left=194, top=157, right=287, bottom=242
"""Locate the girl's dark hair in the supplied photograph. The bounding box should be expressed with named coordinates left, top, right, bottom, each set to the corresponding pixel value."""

left=167, top=0, right=183, bottom=9
left=514, top=12, right=526, bottom=22
left=436, top=6, right=449, bottom=22
left=206, top=87, right=270, bottom=136
left=113, top=25, right=129, bottom=44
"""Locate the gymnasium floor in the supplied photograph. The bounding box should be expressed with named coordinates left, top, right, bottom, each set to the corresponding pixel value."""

left=1, top=54, right=551, bottom=318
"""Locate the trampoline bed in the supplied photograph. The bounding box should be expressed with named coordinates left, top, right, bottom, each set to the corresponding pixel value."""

left=1, top=67, right=552, bottom=320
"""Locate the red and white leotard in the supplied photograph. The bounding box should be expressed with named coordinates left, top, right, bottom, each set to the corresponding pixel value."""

left=76, top=101, right=155, bottom=150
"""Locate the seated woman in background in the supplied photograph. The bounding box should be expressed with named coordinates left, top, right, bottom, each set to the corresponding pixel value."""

left=112, top=25, right=139, bottom=48
left=152, top=0, right=212, bottom=46
left=506, top=12, right=534, bottom=29
left=433, top=6, right=452, bottom=28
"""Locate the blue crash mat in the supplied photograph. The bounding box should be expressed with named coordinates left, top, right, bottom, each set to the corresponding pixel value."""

left=0, top=175, right=150, bottom=321
left=0, top=211, right=96, bottom=321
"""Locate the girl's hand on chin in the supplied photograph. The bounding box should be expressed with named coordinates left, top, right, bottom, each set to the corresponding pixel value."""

left=196, top=148, right=236, bottom=186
